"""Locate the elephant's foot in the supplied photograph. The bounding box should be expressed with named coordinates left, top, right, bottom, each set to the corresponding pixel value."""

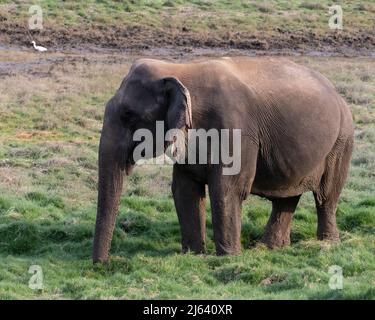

left=261, top=229, right=291, bottom=249
left=317, top=227, right=340, bottom=243
left=215, top=242, right=241, bottom=256
left=182, top=241, right=206, bottom=254
left=315, top=203, right=340, bottom=243
left=314, top=192, right=340, bottom=243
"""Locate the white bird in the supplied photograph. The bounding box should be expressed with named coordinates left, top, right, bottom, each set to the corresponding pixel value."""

left=31, top=41, right=47, bottom=52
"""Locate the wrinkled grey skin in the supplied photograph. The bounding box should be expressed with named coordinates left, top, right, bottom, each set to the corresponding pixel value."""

left=93, top=57, right=354, bottom=263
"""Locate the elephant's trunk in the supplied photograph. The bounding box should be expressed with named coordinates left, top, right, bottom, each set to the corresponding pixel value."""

left=93, top=131, right=126, bottom=263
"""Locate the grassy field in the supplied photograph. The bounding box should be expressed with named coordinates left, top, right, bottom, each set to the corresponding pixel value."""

left=2, top=0, right=374, bottom=31
left=1, top=0, right=375, bottom=50
left=0, top=47, right=374, bottom=299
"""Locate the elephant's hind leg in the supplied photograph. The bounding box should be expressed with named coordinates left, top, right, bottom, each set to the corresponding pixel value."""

left=172, top=165, right=206, bottom=254
left=261, top=195, right=301, bottom=249
left=313, top=136, right=353, bottom=242
left=313, top=194, right=340, bottom=242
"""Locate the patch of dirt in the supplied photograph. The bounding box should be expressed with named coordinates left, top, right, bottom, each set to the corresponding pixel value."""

left=1, top=17, right=374, bottom=56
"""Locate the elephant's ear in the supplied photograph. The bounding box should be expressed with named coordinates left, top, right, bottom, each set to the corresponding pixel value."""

left=163, top=77, right=192, bottom=130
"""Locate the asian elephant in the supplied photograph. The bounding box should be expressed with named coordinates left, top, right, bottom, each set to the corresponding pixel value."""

left=93, top=56, right=354, bottom=263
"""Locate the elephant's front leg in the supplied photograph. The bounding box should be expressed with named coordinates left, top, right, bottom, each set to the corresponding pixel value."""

left=208, top=175, right=243, bottom=255
left=172, top=166, right=206, bottom=254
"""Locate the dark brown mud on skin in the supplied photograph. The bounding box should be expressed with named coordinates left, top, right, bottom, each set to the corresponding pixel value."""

left=1, top=18, right=374, bottom=55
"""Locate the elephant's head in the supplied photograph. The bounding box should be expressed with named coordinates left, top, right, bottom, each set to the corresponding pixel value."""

left=93, top=61, right=192, bottom=263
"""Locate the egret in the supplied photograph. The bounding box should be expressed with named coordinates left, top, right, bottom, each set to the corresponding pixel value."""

left=31, top=41, right=47, bottom=52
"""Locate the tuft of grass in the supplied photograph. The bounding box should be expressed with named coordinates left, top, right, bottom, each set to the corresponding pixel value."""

left=0, top=222, right=40, bottom=254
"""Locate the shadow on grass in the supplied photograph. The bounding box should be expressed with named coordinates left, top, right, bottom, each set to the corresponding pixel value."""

left=0, top=213, right=184, bottom=260
left=3, top=194, right=371, bottom=262
left=0, top=213, right=319, bottom=262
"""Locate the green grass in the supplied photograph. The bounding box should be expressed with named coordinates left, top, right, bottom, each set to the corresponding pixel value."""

left=0, top=50, right=374, bottom=299
left=1, top=0, right=374, bottom=36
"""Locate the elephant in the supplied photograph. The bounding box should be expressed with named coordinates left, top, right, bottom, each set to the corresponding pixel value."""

left=92, top=56, right=354, bottom=263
